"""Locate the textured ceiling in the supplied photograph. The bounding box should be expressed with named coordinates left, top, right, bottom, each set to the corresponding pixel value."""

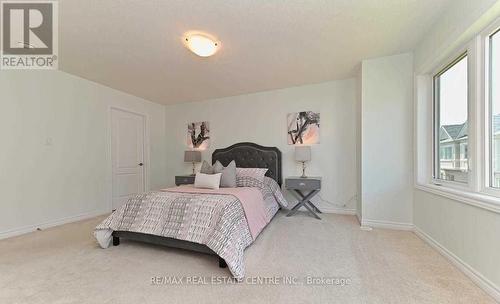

left=59, top=0, right=453, bottom=104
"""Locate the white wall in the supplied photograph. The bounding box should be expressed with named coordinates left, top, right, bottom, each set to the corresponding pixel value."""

left=361, top=53, right=414, bottom=227
left=414, top=190, right=500, bottom=295
left=0, top=70, right=167, bottom=238
left=164, top=79, right=358, bottom=213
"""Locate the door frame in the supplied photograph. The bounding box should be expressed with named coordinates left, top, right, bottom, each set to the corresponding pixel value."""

left=107, top=106, right=150, bottom=211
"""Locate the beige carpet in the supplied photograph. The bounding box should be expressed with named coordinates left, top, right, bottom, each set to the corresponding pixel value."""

left=0, top=212, right=495, bottom=304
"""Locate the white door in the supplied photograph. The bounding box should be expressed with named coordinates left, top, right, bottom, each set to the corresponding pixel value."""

left=111, top=108, right=146, bottom=210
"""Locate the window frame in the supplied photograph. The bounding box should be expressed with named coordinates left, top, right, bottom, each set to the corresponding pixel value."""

left=415, top=18, right=500, bottom=212
left=431, top=49, right=473, bottom=191
left=481, top=19, right=500, bottom=197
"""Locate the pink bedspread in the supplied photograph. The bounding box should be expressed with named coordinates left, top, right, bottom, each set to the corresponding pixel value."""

left=161, top=185, right=268, bottom=240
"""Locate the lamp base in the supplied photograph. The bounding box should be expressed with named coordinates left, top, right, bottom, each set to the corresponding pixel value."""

left=191, top=162, right=196, bottom=175
left=300, top=161, right=307, bottom=178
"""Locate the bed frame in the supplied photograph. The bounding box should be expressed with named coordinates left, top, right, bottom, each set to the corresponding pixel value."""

left=111, top=142, right=282, bottom=269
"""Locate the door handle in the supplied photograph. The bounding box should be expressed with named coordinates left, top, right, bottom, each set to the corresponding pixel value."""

left=139, top=163, right=144, bottom=166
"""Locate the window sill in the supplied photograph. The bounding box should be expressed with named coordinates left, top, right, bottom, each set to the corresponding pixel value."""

left=415, top=183, right=500, bottom=214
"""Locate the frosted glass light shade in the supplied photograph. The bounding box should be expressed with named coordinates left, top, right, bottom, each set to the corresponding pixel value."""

left=185, top=34, right=219, bottom=57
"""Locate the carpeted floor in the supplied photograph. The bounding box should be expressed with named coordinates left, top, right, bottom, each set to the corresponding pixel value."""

left=0, top=211, right=495, bottom=304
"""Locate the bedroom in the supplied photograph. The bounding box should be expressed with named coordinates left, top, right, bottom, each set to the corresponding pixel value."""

left=1, top=0, right=500, bottom=303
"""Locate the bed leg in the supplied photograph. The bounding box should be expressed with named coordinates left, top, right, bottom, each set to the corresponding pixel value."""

left=112, top=236, right=120, bottom=246
left=218, top=257, right=227, bottom=268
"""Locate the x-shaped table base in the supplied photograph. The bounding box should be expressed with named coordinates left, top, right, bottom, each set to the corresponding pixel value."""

left=286, top=189, right=322, bottom=220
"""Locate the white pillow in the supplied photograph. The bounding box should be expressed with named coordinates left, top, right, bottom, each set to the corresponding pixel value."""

left=194, top=173, right=222, bottom=190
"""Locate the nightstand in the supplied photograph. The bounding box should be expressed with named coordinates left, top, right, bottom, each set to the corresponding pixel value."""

left=285, top=176, right=322, bottom=220
left=175, top=175, right=195, bottom=186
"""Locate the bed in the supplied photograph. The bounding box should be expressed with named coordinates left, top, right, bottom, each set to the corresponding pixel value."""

left=94, top=142, right=285, bottom=279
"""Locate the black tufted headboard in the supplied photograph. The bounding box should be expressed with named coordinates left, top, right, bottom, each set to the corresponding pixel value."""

left=212, top=142, right=282, bottom=186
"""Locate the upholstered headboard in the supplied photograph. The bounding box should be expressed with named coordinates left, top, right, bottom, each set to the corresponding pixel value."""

left=212, top=142, right=282, bottom=186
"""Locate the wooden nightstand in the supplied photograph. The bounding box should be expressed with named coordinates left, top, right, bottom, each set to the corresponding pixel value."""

left=175, top=175, right=195, bottom=186
left=285, top=176, right=322, bottom=219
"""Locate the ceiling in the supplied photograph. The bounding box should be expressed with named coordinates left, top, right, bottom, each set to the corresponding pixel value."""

left=59, top=0, right=453, bottom=105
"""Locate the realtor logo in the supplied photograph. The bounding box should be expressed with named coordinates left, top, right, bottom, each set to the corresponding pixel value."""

left=1, top=1, right=58, bottom=69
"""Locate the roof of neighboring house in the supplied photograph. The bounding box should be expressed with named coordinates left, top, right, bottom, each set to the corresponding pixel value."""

left=439, top=128, right=449, bottom=141
left=440, top=123, right=465, bottom=141
left=456, top=121, right=468, bottom=139
left=440, top=114, right=500, bottom=142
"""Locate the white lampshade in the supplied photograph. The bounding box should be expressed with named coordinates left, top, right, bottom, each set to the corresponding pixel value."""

left=294, top=146, right=311, bottom=162
left=184, top=150, right=201, bottom=163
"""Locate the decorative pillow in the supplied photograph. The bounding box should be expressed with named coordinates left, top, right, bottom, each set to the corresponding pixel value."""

left=200, top=160, right=214, bottom=174
left=263, top=176, right=288, bottom=208
left=236, top=168, right=268, bottom=187
left=213, top=160, right=237, bottom=188
left=194, top=173, right=222, bottom=189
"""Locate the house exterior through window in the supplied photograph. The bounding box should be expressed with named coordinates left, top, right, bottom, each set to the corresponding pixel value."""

left=438, top=122, right=468, bottom=182
left=434, top=54, right=468, bottom=184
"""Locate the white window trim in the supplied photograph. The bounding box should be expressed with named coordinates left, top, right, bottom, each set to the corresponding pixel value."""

left=415, top=17, right=500, bottom=214
left=429, top=43, right=476, bottom=191
left=415, top=183, right=500, bottom=214
left=480, top=18, right=500, bottom=197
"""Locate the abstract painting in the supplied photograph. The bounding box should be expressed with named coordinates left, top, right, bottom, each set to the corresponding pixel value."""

left=187, top=121, right=210, bottom=149
left=287, top=111, right=320, bottom=144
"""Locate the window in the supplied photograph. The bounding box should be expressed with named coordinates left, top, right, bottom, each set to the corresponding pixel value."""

left=415, top=19, right=500, bottom=209
left=460, top=143, right=468, bottom=159
left=489, top=29, right=500, bottom=188
left=433, top=54, right=469, bottom=184
left=440, top=146, right=454, bottom=160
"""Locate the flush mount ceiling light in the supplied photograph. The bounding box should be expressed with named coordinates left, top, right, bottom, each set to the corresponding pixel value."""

left=184, top=34, right=219, bottom=57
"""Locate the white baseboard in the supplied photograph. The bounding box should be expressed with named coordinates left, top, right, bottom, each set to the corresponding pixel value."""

left=319, top=207, right=357, bottom=215
left=0, top=210, right=109, bottom=240
left=414, top=226, right=500, bottom=302
left=361, top=218, right=414, bottom=231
